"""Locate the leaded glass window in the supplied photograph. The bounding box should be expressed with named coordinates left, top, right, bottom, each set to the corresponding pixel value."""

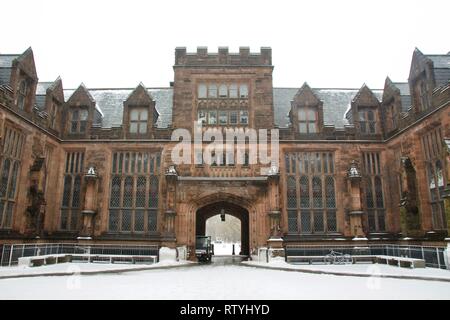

left=70, top=108, right=88, bottom=134
left=288, top=210, right=298, bottom=232
left=285, top=152, right=337, bottom=234
left=0, top=126, right=25, bottom=229
left=359, top=108, right=377, bottom=135
left=298, top=107, right=317, bottom=134
left=129, top=108, right=148, bottom=135
left=59, top=151, right=84, bottom=231
left=197, top=109, right=248, bottom=126
left=287, top=176, right=297, bottom=209
left=108, top=151, right=161, bottom=233
left=363, top=152, right=386, bottom=232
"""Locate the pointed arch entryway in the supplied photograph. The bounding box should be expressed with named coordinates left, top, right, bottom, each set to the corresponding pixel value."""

left=196, top=201, right=249, bottom=256
left=188, top=192, right=254, bottom=257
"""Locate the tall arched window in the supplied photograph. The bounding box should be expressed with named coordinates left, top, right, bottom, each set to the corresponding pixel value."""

left=285, top=152, right=336, bottom=234
left=312, top=176, right=322, bottom=208
left=0, top=127, right=25, bottom=229
left=108, top=152, right=160, bottom=234
left=287, top=176, right=297, bottom=209
left=422, top=127, right=446, bottom=230
left=325, top=176, right=336, bottom=208
left=363, top=152, right=385, bottom=232
left=60, top=152, right=84, bottom=231
left=299, top=176, right=309, bottom=208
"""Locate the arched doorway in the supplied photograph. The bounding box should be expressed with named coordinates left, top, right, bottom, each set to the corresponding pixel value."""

left=196, top=201, right=249, bottom=256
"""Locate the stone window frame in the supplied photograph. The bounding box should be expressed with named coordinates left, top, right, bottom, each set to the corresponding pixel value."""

left=197, top=83, right=249, bottom=100
left=60, top=150, right=85, bottom=231
left=0, top=125, right=25, bottom=229
left=69, top=107, right=89, bottom=134
left=108, top=150, right=161, bottom=234
left=285, top=152, right=337, bottom=234
left=297, top=106, right=318, bottom=134
left=362, top=151, right=386, bottom=232
left=421, top=127, right=447, bottom=230
left=129, top=107, right=149, bottom=135
left=197, top=109, right=249, bottom=126
left=358, top=107, right=377, bottom=135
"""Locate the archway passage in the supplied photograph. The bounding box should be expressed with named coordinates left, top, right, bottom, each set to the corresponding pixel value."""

left=196, top=201, right=249, bottom=256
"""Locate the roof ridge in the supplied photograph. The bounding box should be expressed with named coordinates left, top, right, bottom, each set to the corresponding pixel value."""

left=274, top=87, right=383, bottom=91
left=63, top=87, right=172, bottom=91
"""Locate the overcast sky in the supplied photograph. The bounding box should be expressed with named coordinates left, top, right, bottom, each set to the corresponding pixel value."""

left=1, top=0, right=449, bottom=89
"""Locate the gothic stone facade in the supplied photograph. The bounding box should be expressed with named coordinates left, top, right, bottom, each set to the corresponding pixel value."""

left=0, top=47, right=449, bottom=259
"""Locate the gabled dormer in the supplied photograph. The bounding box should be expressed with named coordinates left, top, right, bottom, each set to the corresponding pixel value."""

left=408, top=48, right=435, bottom=114
left=381, top=77, right=404, bottom=134
left=289, top=82, right=323, bottom=136
left=64, top=83, right=96, bottom=137
left=348, top=84, right=382, bottom=137
left=10, top=47, right=38, bottom=113
left=44, top=77, right=64, bottom=132
left=122, top=83, right=159, bottom=139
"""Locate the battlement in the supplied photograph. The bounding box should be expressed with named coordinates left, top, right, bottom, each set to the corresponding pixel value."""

left=174, top=46, right=272, bottom=67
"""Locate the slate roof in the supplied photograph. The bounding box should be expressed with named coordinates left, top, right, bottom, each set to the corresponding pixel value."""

left=427, top=54, right=450, bottom=87
left=0, top=55, right=18, bottom=68
left=0, top=54, right=19, bottom=85
left=428, top=55, right=450, bottom=69
left=34, top=95, right=47, bottom=111
left=62, top=87, right=385, bottom=129
left=36, top=82, right=53, bottom=95
left=33, top=82, right=54, bottom=110
left=273, top=88, right=383, bottom=128
left=63, top=88, right=173, bottom=128
left=392, top=82, right=412, bottom=112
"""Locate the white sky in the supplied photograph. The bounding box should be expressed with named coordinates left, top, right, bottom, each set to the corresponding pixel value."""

left=1, top=0, right=449, bottom=89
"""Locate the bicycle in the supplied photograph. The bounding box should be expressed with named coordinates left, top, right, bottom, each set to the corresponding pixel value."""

left=324, top=250, right=352, bottom=265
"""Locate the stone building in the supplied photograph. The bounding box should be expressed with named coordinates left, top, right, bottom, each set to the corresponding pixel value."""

left=0, top=46, right=449, bottom=259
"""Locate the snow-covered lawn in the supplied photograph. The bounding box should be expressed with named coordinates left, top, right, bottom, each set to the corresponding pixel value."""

left=0, top=263, right=449, bottom=299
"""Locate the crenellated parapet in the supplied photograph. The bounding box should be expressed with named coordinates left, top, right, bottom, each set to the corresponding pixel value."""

left=174, top=46, right=272, bottom=67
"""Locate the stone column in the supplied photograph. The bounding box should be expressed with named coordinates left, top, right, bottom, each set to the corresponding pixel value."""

left=80, top=166, right=98, bottom=238
left=163, top=165, right=178, bottom=247
left=347, top=160, right=366, bottom=239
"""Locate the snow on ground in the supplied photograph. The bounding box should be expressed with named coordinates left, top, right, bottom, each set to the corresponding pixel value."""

left=0, top=260, right=192, bottom=278
left=0, top=263, right=449, bottom=299
left=212, top=242, right=241, bottom=255
left=244, top=259, right=450, bottom=280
